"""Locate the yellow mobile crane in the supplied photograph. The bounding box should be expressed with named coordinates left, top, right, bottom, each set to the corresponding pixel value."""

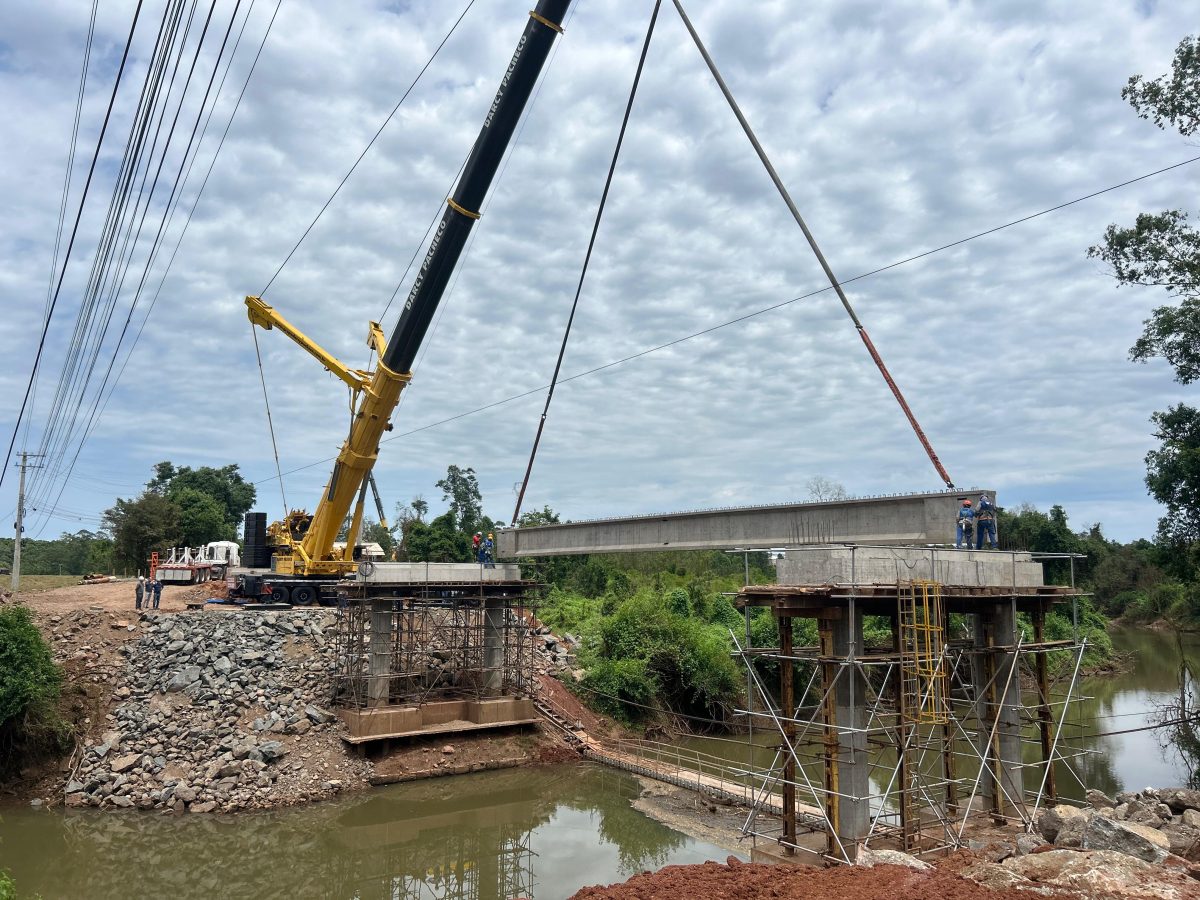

left=234, top=1, right=570, bottom=605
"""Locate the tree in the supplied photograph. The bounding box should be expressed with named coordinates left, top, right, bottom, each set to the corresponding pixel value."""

left=1089, top=36, right=1200, bottom=386
left=362, top=519, right=395, bottom=558
left=172, top=487, right=232, bottom=546
left=1146, top=405, right=1200, bottom=549
left=410, top=496, right=428, bottom=522
left=805, top=476, right=848, bottom=502
left=407, top=511, right=472, bottom=562
left=164, top=464, right=256, bottom=530
left=436, top=465, right=482, bottom=534
left=103, top=494, right=181, bottom=572
left=1090, top=35, right=1200, bottom=585
left=1122, top=35, right=1200, bottom=137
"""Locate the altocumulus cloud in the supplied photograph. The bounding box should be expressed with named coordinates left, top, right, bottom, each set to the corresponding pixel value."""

left=0, top=0, right=1193, bottom=541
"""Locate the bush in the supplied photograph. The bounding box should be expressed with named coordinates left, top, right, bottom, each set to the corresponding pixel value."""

left=580, top=658, right=656, bottom=723
left=0, top=605, right=69, bottom=778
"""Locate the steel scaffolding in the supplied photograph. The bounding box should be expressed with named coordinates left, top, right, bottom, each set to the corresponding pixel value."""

left=332, top=584, right=537, bottom=709
left=732, top=571, right=1090, bottom=864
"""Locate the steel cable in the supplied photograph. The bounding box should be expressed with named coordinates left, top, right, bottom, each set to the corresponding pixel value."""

left=511, top=0, right=662, bottom=524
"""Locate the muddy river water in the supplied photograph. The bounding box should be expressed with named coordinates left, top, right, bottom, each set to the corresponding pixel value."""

left=1, top=627, right=1195, bottom=898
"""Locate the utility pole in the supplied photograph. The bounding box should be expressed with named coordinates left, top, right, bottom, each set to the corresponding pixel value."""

left=12, top=451, right=44, bottom=592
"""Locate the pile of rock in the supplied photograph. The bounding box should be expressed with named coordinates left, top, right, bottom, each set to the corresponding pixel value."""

left=530, top=622, right=578, bottom=675
left=943, top=789, right=1200, bottom=897
left=1038, top=787, right=1200, bottom=861
left=63, top=609, right=371, bottom=813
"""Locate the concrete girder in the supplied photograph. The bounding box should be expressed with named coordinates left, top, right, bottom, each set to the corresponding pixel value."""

left=497, top=490, right=996, bottom=558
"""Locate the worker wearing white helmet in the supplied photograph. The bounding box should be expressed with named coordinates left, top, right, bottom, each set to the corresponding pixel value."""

left=955, top=499, right=975, bottom=549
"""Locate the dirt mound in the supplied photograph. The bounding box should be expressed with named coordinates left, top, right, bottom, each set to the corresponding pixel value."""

left=569, top=856, right=1064, bottom=899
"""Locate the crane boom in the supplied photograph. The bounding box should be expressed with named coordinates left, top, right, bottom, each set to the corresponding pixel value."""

left=247, top=1, right=571, bottom=581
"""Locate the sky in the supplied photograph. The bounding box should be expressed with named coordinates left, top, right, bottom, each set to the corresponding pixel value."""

left=0, top=0, right=1194, bottom=545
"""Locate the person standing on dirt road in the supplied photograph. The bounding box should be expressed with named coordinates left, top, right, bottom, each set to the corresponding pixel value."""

left=135, top=576, right=145, bottom=610
left=152, top=578, right=163, bottom=609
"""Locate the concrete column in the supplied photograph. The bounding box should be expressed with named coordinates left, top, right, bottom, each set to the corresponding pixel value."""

left=821, top=609, right=870, bottom=857
left=367, top=599, right=392, bottom=707
left=483, top=598, right=505, bottom=695
left=971, top=602, right=1025, bottom=820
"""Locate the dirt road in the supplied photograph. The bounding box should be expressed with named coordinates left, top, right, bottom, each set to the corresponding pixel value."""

left=15, top=578, right=217, bottom=616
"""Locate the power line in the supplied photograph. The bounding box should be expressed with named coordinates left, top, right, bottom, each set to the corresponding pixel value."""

left=0, top=0, right=147, bottom=490
left=512, top=0, right=662, bottom=524
left=28, top=0, right=283, bottom=533
left=257, top=0, right=477, bottom=298
left=250, top=154, right=1200, bottom=487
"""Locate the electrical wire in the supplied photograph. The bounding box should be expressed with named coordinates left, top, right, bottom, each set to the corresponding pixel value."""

left=28, top=0, right=223, bottom=524
left=257, top=0, right=477, bottom=298
left=24, top=0, right=101, bottom=455
left=249, top=154, right=1200, bottom=488
left=512, top=0, right=661, bottom=524
left=0, top=0, right=147, bottom=490
left=29, top=0, right=282, bottom=531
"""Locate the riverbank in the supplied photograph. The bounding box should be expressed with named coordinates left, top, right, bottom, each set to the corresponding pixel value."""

left=3, top=581, right=574, bottom=813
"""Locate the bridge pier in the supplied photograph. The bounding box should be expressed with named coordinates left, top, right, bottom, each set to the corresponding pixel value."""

left=970, top=600, right=1026, bottom=822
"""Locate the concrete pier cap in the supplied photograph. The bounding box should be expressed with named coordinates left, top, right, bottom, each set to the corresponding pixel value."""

left=496, top=488, right=998, bottom=559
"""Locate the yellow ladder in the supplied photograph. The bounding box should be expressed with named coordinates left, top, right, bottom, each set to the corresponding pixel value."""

left=899, top=580, right=948, bottom=724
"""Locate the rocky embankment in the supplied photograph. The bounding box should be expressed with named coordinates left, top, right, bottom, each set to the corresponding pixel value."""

left=61, top=609, right=372, bottom=813
left=941, top=787, right=1200, bottom=898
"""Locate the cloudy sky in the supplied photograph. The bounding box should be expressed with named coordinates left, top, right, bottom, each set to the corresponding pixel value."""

left=0, top=0, right=1194, bottom=544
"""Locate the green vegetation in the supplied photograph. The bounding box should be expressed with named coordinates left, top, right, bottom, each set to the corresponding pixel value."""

left=0, top=606, right=69, bottom=779
left=0, top=532, right=112, bottom=577
left=1088, top=33, right=1200, bottom=624
left=104, top=461, right=256, bottom=571
left=535, top=549, right=774, bottom=725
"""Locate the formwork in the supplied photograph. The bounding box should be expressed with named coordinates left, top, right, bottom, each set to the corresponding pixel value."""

left=332, top=567, right=541, bottom=742
left=732, top=547, right=1091, bottom=864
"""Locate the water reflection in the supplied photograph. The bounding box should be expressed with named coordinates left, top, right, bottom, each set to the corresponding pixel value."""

left=676, top=628, right=1200, bottom=809
left=0, top=765, right=729, bottom=900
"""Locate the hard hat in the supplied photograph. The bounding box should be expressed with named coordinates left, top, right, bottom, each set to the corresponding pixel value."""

left=487, top=533, right=494, bottom=538
left=963, top=499, right=972, bottom=506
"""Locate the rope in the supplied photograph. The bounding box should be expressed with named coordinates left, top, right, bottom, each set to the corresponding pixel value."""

left=511, top=0, right=662, bottom=525
left=251, top=325, right=288, bottom=516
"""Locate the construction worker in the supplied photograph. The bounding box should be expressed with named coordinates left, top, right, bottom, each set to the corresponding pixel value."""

left=152, top=578, right=164, bottom=609
left=135, top=575, right=145, bottom=610
left=975, top=494, right=998, bottom=549
left=484, top=533, right=495, bottom=569
left=955, top=499, right=975, bottom=549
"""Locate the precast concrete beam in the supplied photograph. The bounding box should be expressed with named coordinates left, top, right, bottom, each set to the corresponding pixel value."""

left=497, top=490, right=997, bottom=558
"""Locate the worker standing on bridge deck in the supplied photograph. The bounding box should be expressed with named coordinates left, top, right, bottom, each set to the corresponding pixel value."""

left=955, top=499, right=975, bottom=549
left=975, top=494, right=998, bottom=550
left=484, top=533, right=495, bottom=569
left=135, top=576, right=145, bottom=610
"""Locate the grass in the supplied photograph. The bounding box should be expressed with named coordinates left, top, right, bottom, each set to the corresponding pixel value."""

left=12, top=575, right=86, bottom=593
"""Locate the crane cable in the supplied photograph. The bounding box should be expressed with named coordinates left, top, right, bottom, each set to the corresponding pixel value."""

left=248, top=0, right=478, bottom=516
left=672, top=0, right=955, bottom=489
left=251, top=324, right=289, bottom=517
left=511, top=0, right=663, bottom=525
left=248, top=154, right=1200, bottom=490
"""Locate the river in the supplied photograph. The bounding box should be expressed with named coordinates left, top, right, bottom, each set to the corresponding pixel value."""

left=0, top=765, right=734, bottom=899
left=677, top=626, right=1200, bottom=804
left=1, top=627, right=1195, bottom=898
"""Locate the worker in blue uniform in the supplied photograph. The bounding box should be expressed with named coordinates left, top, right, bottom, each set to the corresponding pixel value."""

left=975, top=495, right=998, bottom=549
left=955, top=499, right=975, bottom=549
